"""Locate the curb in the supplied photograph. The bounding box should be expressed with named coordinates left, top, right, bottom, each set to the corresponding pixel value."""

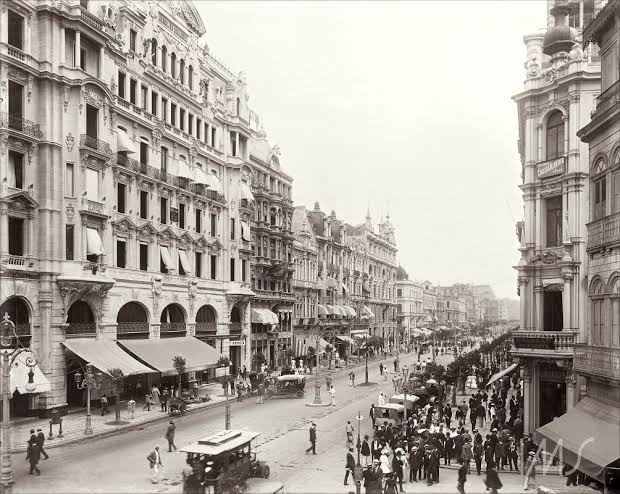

left=10, top=396, right=233, bottom=455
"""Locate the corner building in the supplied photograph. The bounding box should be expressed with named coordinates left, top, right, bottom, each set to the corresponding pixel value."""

left=0, top=0, right=266, bottom=416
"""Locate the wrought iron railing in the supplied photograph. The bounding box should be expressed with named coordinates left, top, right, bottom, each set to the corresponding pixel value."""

left=511, top=330, right=577, bottom=351
left=229, top=322, right=243, bottom=334
left=66, top=322, right=97, bottom=335
left=195, top=322, right=218, bottom=333
left=160, top=322, right=186, bottom=333
left=117, top=322, right=149, bottom=334
left=586, top=212, right=620, bottom=251
left=80, top=134, right=112, bottom=156
left=0, top=112, right=43, bottom=139
left=574, top=344, right=620, bottom=381
left=593, top=80, right=620, bottom=117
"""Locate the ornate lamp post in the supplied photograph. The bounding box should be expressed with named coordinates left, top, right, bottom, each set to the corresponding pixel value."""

left=74, top=362, right=102, bottom=435
left=303, top=321, right=333, bottom=405
left=0, top=313, right=38, bottom=494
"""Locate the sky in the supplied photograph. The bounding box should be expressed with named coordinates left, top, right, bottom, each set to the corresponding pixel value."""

left=194, top=0, right=548, bottom=299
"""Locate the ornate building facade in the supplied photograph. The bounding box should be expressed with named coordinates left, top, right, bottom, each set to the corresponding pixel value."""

left=0, top=0, right=267, bottom=416
left=395, top=267, right=425, bottom=345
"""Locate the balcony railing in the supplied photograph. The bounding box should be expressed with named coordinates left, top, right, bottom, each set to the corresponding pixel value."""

left=160, top=322, right=187, bottom=333
left=80, top=134, right=112, bottom=156
left=593, top=80, right=620, bottom=117
left=195, top=322, right=218, bottom=334
left=511, top=330, right=577, bottom=352
left=586, top=212, right=620, bottom=251
left=66, top=323, right=97, bottom=336
left=229, top=322, right=243, bottom=335
left=79, top=7, right=103, bottom=31
left=7, top=45, right=25, bottom=61
left=117, top=322, right=149, bottom=334
left=0, top=112, right=43, bottom=139
left=574, top=344, right=620, bottom=381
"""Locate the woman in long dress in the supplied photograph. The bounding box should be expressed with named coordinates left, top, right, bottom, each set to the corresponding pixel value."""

left=151, top=385, right=161, bottom=405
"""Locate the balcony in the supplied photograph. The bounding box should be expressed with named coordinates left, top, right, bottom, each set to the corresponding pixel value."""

left=586, top=212, right=620, bottom=252
left=160, top=322, right=187, bottom=336
left=510, top=330, right=578, bottom=357
left=80, top=134, right=112, bottom=157
left=195, top=322, right=218, bottom=335
left=0, top=255, right=37, bottom=272
left=229, top=322, right=243, bottom=335
left=0, top=112, right=43, bottom=139
left=573, top=344, right=620, bottom=382
left=592, top=80, right=620, bottom=117
left=66, top=323, right=97, bottom=336
left=80, top=197, right=108, bottom=219
left=117, top=322, right=150, bottom=338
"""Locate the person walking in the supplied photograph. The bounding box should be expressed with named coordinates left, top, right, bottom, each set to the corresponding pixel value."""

left=392, top=451, right=404, bottom=492
left=143, top=392, right=152, bottom=411
left=379, top=362, right=384, bottom=376
left=346, top=421, right=355, bottom=449
left=457, top=462, right=468, bottom=494
left=361, top=435, right=371, bottom=466
left=473, top=440, right=483, bottom=475
left=161, top=388, right=169, bottom=412
left=100, top=394, right=108, bottom=416
left=409, top=446, right=420, bottom=482
left=350, top=371, right=356, bottom=387
left=378, top=393, right=386, bottom=406
left=461, top=439, right=473, bottom=474
left=165, top=421, right=177, bottom=452
left=344, top=448, right=355, bottom=485
left=325, top=374, right=332, bottom=392
left=36, top=428, right=49, bottom=460
left=523, top=451, right=539, bottom=491
left=147, top=444, right=163, bottom=484
left=484, top=466, right=503, bottom=494
left=256, top=382, right=265, bottom=404
left=369, top=404, right=376, bottom=426
left=305, top=423, right=317, bottom=455
left=27, top=441, right=41, bottom=476
left=329, top=385, right=336, bottom=406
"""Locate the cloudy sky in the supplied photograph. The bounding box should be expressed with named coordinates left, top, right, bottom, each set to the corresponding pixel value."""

left=195, top=1, right=548, bottom=299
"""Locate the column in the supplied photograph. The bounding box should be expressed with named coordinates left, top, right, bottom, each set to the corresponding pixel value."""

left=27, top=213, right=35, bottom=257
left=74, top=30, right=81, bottom=68
left=129, top=231, right=136, bottom=268
left=0, top=207, right=8, bottom=255
left=534, top=285, right=543, bottom=330
left=155, top=46, right=161, bottom=68
left=565, top=368, right=576, bottom=410
left=145, top=85, right=151, bottom=114
left=60, top=25, right=66, bottom=65
left=535, top=194, right=543, bottom=248
left=562, top=274, right=572, bottom=330
left=24, top=14, right=30, bottom=53
left=136, top=80, right=142, bottom=109
left=166, top=98, right=171, bottom=124
left=235, top=132, right=240, bottom=157
left=81, top=221, right=87, bottom=261
left=0, top=7, right=8, bottom=43
left=98, top=46, right=104, bottom=79
left=124, top=71, right=130, bottom=102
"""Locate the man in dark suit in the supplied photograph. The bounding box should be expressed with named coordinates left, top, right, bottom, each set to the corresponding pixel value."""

left=344, top=448, right=355, bottom=485
left=305, top=423, right=317, bottom=455
left=371, top=437, right=382, bottom=460
left=36, top=428, right=49, bottom=460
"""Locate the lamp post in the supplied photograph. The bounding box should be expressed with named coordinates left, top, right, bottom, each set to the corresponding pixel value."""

left=74, top=362, right=102, bottom=435
left=432, top=312, right=438, bottom=363
left=354, top=411, right=364, bottom=494
left=0, top=313, right=38, bottom=494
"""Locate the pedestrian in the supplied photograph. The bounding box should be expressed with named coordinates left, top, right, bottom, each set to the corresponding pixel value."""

left=361, top=435, right=371, bottom=466
left=484, top=466, right=503, bottom=494
left=457, top=462, right=467, bottom=494
left=326, top=374, right=332, bottom=391
left=161, top=388, right=169, bottom=412
left=100, top=394, right=108, bottom=416
left=192, top=381, right=199, bottom=398
left=346, top=421, right=355, bottom=448
left=165, top=421, right=177, bottom=452
left=523, top=451, right=539, bottom=491
left=350, top=371, right=356, bottom=387
left=305, top=423, right=317, bottom=455
left=379, top=362, right=384, bottom=376
left=143, top=392, right=151, bottom=411
left=563, top=463, right=579, bottom=486
left=151, top=385, right=161, bottom=405
left=378, top=393, right=386, bottom=406
left=242, top=365, right=248, bottom=380
left=128, top=397, right=136, bottom=419
left=329, top=385, right=336, bottom=406
left=256, top=381, right=265, bottom=404
left=344, top=448, right=355, bottom=485
left=507, top=437, right=519, bottom=472
left=147, top=444, right=163, bottom=484
left=392, top=451, right=404, bottom=492
left=473, top=440, right=483, bottom=475
left=369, top=404, right=376, bottom=426
left=366, top=459, right=384, bottom=494
left=26, top=441, right=41, bottom=475
left=409, top=446, right=419, bottom=482
left=36, top=428, right=49, bottom=460
left=236, top=380, right=243, bottom=402
left=461, top=439, right=473, bottom=474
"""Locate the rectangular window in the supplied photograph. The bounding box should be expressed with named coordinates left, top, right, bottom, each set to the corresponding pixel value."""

left=211, top=126, right=217, bottom=148
left=545, top=196, right=563, bottom=247
left=151, top=91, right=158, bottom=116
left=210, top=255, right=217, bottom=280
left=160, top=197, right=167, bottom=224
left=195, top=252, right=202, bottom=278
left=117, top=182, right=126, bottom=213
left=140, top=190, right=148, bottom=219
left=161, top=97, right=168, bottom=121
left=118, top=71, right=126, bottom=99
left=179, top=109, right=185, bottom=131
left=7, top=11, right=24, bottom=50
left=80, top=48, right=86, bottom=71
left=170, top=103, right=177, bottom=126
left=160, top=146, right=168, bottom=174
left=196, top=118, right=202, bottom=141
left=8, top=217, right=24, bottom=256
left=139, top=242, right=148, bottom=271
left=65, top=225, right=74, bottom=260
left=593, top=177, right=607, bottom=220
left=129, top=29, right=137, bottom=52
left=230, top=218, right=236, bottom=240
left=140, top=141, right=148, bottom=165
left=195, top=208, right=202, bottom=233
left=116, top=239, right=126, bottom=268
left=8, top=151, right=24, bottom=190
left=179, top=203, right=186, bottom=229
left=230, top=258, right=235, bottom=281
left=129, top=79, right=137, bottom=104
left=188, top=114, right=193, bottom=135
left=210, top=213, right=217, bottom=236
left=141, top=85, right=147, bottom=110
left=242, top=259, right=247, bottom=282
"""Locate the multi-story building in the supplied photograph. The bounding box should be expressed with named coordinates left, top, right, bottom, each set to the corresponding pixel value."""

left=421, top=281, right=438, bottom=328
left=437, top=286, right=468, bottom=326
left=248, top=134, right=295, bottom=369
left=512, top=0, right=600, bottom=433
left=0, top=0, right=264, bottom=416
left=395, top=266, right=425, bottom=345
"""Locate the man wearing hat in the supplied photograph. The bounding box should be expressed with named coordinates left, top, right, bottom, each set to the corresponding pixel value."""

left=305, top=423, right=317, bottom=455
left=344, top=448, right=356, bottom=485
left=36, top=428, right=49, bottom=460
left=165, top=421, right=177, bottom=452
left=365, top=459, right=383, bottom=494
left=146, top=444, right=163, bottom=484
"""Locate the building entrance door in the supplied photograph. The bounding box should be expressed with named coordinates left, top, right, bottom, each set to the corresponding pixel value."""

left=543, top=291, right=563, bottom=331
left=539, top=381, right=566, bottom=426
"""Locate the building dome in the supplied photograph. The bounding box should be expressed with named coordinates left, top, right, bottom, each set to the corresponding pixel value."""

left=396, top=265, right=409, bottom=281
left=543, top=5, right=578, bottom=56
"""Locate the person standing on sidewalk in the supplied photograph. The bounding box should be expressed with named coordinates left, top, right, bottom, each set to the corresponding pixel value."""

left=350, top=371, right=356, bottom=387
left=344, top=448, right=355, bottom=485
left=305, top=423, right=317, bottom=455
left=369, top=404, right=376, bottom=426
left=329, top=385, right=336, bottom=406
left=27, top=441, right=41, bottom=476
left=147, top=445, right=163, bottom=484
left=165, top=421, right=177, bottom=452
left=36, top=428, right=49, bottom=460
left=457, top=462, right=467, bottom=494
left=379, top=362, right=384, bottom=376
left=100, top=394, right=108, bottom=416
left=361, top=435, right=371, bottom=466
left=256, top=382, right=265, bottom=404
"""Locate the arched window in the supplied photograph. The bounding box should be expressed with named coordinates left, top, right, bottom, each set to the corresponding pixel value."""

left=161, top=45, right=167, bottom=72
left=610, top=273, right=620, bottom=348
left=592, top=159, right=607, bottom=220
left=546, top=111, right=564, bottom=160
left=151, top=38, right=157, bottom=66
left=179, top=59, right=185, bottom=84
left=590, top=277, right=605, bottom=346
left=188, top=65, right=193, bottom=90
left=170, top=52, right=177, bottom=78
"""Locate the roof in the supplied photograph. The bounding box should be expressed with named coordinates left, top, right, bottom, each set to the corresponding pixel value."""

left=276, top=374, right=306, bottom=382
left=181, top=430, right=261, bottom=456
left=376, top=403, right=405, bottom=411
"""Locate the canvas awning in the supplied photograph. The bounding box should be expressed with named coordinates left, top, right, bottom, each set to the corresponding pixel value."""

left=117, top=129, right=135, bottom=154
left=160, top=246, right=173, bottom=269
left=363, top=306, right=375, bottom=318
left=10, top=351, right=52, bottom=395
left=317, top=304, right=328, bottom=316
left=241, top=221, right=251, bottom=241
left=86, top=228, right=104, bottom=256
left=63, top=339, right=154, bottom=376
left=178, top=249, right=192, bottom=274
left=176, top=158, right=194, bottom=179
left=336, top=335, right=355, bottom=344
left=342, top=283, right=349, bottom=294
left=194, top=168, right=210, bottom=185
left=251, top=308, right=279, bottom=325
left=486, top=363, right=518, bottom=388
left=206, top=173, right=223, bottom=193
left=239, top=181, right=254, bottom=201
left=342, top=306, right=357, bottom=317
left=534, top=397, right=620, bottom=481
left=117, top=337, right=222, bottom=376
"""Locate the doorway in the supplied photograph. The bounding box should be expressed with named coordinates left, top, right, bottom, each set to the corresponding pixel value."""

left=543, top=291, right=563, bottom=331
left=539, top=381, right=566, bottom=426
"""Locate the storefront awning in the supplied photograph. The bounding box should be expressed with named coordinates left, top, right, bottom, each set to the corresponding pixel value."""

left=535, top=397, right=620, bottom=481
left=10, top=351, right=52, bottom=395
left=160, top=246, right=173, bottom=269
left=117, top=337, right=222, bottom=376
left=342, top=306, right=357, bottom=317
left=86, top=228, right=104, bottom=256
left=239, top=181, right=254, bottom=201
left=363, top=306, right=375, bottom=318
left=336, top=335, right=355, bottom=344
left=317, top=304, right=328, bottom=317
left=326, top=305, right=340, bottom=316
left=251, top=308, right=279, bottom=325
left=63, top=339, right=155, bottom=376
left=486, top=363, right=518, bottom=388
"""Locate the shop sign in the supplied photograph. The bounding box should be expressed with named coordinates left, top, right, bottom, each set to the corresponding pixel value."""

left=215, top=366, right=230, bottom=377
left=538, top=157, right=566, bottom=179
left=229, top=340, right=245, bottom=347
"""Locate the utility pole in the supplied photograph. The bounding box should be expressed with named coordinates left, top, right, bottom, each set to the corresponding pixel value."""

left=224, top=379, right=231, bottom=430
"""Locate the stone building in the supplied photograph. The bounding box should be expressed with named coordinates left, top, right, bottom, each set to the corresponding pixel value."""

left=395, top=267, right=425, bottom=345
left=512, top=0, right=600, bottom=433
left=0, top=0, right=265, bottom=416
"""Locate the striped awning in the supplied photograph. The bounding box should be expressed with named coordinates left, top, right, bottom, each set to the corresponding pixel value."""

left=342, top=306, right=357, bottom=317
left=251, top=308, right=279, bottom=325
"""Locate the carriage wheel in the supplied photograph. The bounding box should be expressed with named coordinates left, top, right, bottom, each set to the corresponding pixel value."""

left=295, top=390, right=303, bottom=399
left=265, top=390, right=273, bottom=400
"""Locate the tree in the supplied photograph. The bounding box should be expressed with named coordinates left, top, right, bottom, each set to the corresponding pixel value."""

left=252, top=352, right=266, bottom=371
left=172, top=355, right=186, bottom=396
left=306, top=347, right=316, bottom=374
left=325, top=344, right=334, bottom=370
left=107, top=368, right=125, bottom=424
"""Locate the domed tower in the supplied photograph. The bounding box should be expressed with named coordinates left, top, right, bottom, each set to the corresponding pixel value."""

left=396, top=265, right=409, bottom=281
left=543, top=2, right=578, bottom=56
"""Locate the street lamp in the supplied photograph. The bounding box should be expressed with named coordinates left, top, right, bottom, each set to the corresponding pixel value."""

left=303, top=321, right=333, bottom=405
left=74, top=362, right=102, bottom=434
left=354, top=411, right=364, bottom=494
left=0, top=313, right=38, bottom=494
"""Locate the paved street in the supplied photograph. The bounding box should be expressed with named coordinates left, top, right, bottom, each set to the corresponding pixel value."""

left=13, top=349, right=588, bottom=494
